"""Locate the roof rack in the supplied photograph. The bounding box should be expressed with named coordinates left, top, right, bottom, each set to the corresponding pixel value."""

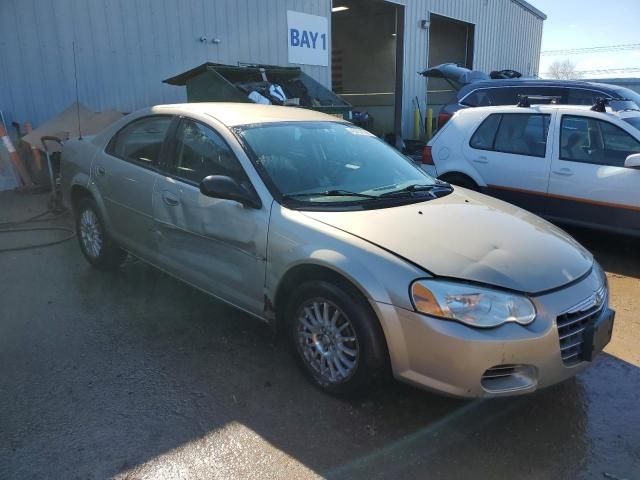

left=516, top=95, right=562, bottom=107
left=590, top=97, right=610, bottom=113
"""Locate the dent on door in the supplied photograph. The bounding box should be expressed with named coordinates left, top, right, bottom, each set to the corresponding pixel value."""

left=152, top=178, right=269, bottom=315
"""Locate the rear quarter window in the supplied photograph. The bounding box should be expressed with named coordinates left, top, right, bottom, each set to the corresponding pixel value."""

left=469, top=114, right=501, bottom=149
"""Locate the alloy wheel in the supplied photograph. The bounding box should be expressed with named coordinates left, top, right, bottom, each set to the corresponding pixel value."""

left=296, top=298, right=360, bottom=384
left=79, top=208, right=103, bottom=258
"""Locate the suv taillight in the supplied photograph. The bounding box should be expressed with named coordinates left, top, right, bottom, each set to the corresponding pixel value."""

left=437, top=112, right=452, bottom=129
left=422, top=145, right=434, bottom=165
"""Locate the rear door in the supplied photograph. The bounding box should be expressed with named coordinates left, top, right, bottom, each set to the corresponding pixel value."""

left=462, top=111, right=554, bottom=214
left=547, top=113, right=640, bottom=233
left=98, top=115, right=173, bottom=255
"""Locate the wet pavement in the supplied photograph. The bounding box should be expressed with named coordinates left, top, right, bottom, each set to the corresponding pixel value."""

left=1, top=192, right=639, bottom=479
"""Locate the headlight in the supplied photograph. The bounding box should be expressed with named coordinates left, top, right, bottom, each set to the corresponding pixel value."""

left=410, top=279, right=536, bottom=328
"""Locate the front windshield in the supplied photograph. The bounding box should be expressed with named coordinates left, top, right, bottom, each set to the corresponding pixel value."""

left=623, top=116, right=640, bottom=131
left=236, top=122, right=438, bottom=205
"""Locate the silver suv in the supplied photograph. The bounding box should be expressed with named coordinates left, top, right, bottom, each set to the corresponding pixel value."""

left=61, top=103, right=614, bottom=397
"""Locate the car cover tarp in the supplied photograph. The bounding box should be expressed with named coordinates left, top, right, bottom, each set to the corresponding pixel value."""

left=21, top=103, right=124, bottom=152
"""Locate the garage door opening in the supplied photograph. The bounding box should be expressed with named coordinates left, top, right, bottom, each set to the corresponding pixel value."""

left=332, top=0, right=404, bottom=137
left=426, top=14, right=475, bottom=115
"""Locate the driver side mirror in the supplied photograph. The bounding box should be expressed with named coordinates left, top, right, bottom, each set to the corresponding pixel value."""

left=199, top=175, right=262, bottom=209
left=624, top=153, right=640, bottom=169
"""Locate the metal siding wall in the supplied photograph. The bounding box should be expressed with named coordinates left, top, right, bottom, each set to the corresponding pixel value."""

left=0, top=0, right=331, bottom=127
left=401, top=0, right=544, bottom=137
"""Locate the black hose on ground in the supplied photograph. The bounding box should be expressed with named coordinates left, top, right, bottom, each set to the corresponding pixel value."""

left=0, top=209, right=76, bottom=253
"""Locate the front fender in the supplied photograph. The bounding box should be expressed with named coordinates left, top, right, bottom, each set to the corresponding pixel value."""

left=266, top=205, right=427, bottom=375
left=266, top=205, right=426, bottom=312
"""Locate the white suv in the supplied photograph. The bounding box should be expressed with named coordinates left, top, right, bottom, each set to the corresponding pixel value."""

left=422, top=102, right=640, bottom=236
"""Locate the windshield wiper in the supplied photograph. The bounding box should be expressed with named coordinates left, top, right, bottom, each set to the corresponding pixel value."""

left=378, top=183, right=453, bottom=198
left=281, top=189, right=378, bottom=200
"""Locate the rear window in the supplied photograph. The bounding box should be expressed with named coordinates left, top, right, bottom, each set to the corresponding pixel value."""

left=470, top=113, right=551, bottom=157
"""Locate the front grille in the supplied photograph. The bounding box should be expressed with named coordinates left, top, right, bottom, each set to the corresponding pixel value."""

left=556, top=285, right=607, bottom=365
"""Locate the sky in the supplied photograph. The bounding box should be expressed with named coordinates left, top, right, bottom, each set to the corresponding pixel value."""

left=530, top=0, right=640, bottom=78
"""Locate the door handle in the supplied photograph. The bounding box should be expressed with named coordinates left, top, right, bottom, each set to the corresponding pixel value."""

left=552, top=168, right=574, bottom=177
left=473, top=156, right=489, bottom=164
left=95, top=166, right=106, bottom=176
left=162, top=191, right=180, bottom=206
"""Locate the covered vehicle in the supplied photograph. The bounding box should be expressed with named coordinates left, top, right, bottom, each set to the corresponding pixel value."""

left=61, top=103, right=613, bottom=398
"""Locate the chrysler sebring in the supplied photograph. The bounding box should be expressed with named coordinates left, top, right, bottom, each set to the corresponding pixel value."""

left=61, top=103, right=614, bottom=397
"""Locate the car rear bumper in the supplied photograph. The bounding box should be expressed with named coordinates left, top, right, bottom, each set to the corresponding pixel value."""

left=374, top=268, right=611, bottom=398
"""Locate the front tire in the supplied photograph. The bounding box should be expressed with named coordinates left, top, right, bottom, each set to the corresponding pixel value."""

left=286, top=280, right=389, bottom=396
left=75, top=198, right=127, bottom=270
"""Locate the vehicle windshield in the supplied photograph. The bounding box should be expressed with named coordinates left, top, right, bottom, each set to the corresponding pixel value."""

left=622, top=116, right=640, bottom=131
left=611, top=87, right=640, bottom=110
left=236, top=122, right=441, bottom=207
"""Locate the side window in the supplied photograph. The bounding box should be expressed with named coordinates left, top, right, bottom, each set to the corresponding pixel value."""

left=107, top=116, right=172, bottom=165
left=519, top=87, right=568, bottom=104
left=461, top=89, right=492, bottom=107
left=170, top=119, right=244, bottom=183
left=599, top=121, right=640, bottom=165
left=568, top=89, right=607, bottom=106
left=487, top=88, right=519, bottom=105
left=493, top=114, right=550, bottom=157
left=560, top=115, right=640, bottom=167
left=470, top=114, right=501, bottom=149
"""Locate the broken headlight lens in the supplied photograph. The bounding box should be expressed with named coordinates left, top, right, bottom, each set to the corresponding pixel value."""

left=411, top=279, right=536, bottom=328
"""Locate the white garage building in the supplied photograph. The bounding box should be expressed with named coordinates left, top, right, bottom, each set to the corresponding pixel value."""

left=0, top=0, right=545, bottom=138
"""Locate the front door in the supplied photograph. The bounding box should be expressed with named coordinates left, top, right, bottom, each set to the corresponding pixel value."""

left=152, top=117, right=269, bottom=316
left=462, top=111, right=554, bottom=214
left=97, top=115, right=173, bottom=255
left=547, top=113, right=640, bottom=234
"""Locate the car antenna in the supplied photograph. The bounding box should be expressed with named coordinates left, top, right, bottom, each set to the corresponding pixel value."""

left=72, top=40, right=83, bottom=140
left=591, top=97, right=609, bottom=113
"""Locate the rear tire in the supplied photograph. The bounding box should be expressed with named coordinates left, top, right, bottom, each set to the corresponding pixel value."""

left=439, top=173, right=479, bottom=191
left=285, top=280, right=389, bottom=396
left=75, top=197, right=127, bottom=270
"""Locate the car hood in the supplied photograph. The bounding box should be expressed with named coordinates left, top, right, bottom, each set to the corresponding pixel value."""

left=301, top=190, right=593, bottom=294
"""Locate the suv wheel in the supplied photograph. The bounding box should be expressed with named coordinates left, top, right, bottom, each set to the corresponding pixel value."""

left=286, top=280, right=389, bottom=396
left=75, top=198, right=127, bottom=270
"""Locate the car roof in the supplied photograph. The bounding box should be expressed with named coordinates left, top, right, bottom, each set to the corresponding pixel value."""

left=461, top=104, right=631, bottom=117
left=140, top=103, right=348, bottom=127
left=458, top=79, right=625, bottom=96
